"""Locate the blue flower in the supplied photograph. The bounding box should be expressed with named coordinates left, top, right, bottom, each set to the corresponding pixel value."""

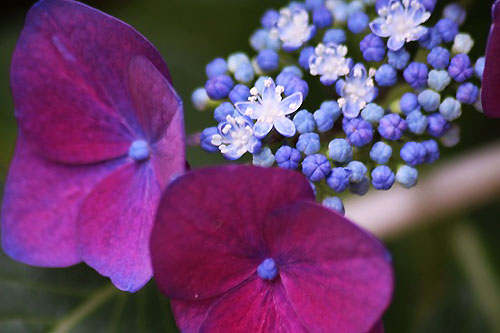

left=191, top=87, right=210, bottom=111
left=371, top=165, right=395, bottom=190
left=322, top=197, right=345, bottom=215
left=456, top=82, right=479, bottom=105
left=422, top=139, right=440, bottom=163
left=229, top=84, right=251, bottom=103
left=309, top=43, right=351, bottom=86
left=370, top=141, right=392, bottom=164
left=396, top=165, right=418, bottom=188
left=418, top=89, right=441, bottom=112
left=443, top=3, right=466, bottom=25
left=273, top=7, right=315, bottom=51
left=400, top=92, right=419, bottom=115
left=406, top=110, right=428, bottom=134
left=314, top=100, right=341, bottom=132
left=435, top=18, right=458, bottom=43
left=275, top=146, right=301, bottom=169
left=235, top=78, right=302, bottom=138
left=299, top=46, right=315, bottom=70
left=448, top=54, right=473, bottom=82
left=261, top=9, right=280, bottom=29
left=427, top=113, right=450, bottom=137
left=328, top=138, right=353, bottom=163
left=348, top=11, right=369, bottom=34
left=256, top=49, right=280, bottom=72
left=206, top=58, right=228, bottom=79
left=200, top=127, right=219, bottom=152
left=337, top=64, right=377, bottom=118
left=214, top=102, right=237, bottom=122
left=361, top=103, right=385, bottom=123
left=205, top=75, right=234, bottom=100
left=302, top=154, right=331, bottom=182
left=347, top=161, right=368, bottom=183
left=297, top=133, right=321, bottom=155
left=326, top=167, right=352, bottom=192
left=293, top=109, right=316, bottom=134
left=349, top=176, right=370, bottom=196
left=313, top=6, right=333, bottom=28
left=388, top=48, right=410, bottom=70
left=403, top=62, right=428, bottom=89
left=427, top=70, right=451, bottom=92
left=323, top=28, right=346, bottom=44
left=211, top=115, right=262, bottom=160
left=427, top=47, right=450, bottom=69
left=252, top=147, right=275, bottom=167
left=439, top=97, right=462, bottom=121
left=343, top=117, right=374, bottom=147
left=400, top=141, right=426, bottom=166
left=370, top=0, right=430, bottom=51
left=360, top=34, right=386, bottom=62
left=378, top=113, right=407, bottom=140
left=375, top=64, right=397, bottom=86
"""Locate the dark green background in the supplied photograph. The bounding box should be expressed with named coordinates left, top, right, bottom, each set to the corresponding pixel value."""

left=0, top=0, right=499, bottom=332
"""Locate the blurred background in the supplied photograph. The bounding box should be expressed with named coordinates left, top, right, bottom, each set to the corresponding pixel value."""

left=0, top=0, right=499, bottom=332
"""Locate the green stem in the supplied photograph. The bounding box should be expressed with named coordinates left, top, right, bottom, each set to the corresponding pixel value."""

left=50, top=284, right=119, bottom=333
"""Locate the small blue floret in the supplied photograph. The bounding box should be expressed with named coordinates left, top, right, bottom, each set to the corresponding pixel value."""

left=129, top=140, right=150, bottom=161
left=257, top=258, right=278, bottom=280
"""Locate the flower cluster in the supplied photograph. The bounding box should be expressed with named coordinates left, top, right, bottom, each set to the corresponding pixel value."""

left=194, top=0, right=484, bottom=214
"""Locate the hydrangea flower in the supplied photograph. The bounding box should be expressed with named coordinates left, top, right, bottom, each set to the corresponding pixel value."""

left=337, top=64, right=377, bottom=118
left=2, top=0, right=185, bottom=292
left=211, top=115, right=262, bottom=160
left=150, top=166, right=393, bottom=333
left=481, top=0, right=500, bottom=118
left=272, top=7, right=315, bottom=51
left=309, top=43, right=351, bottom=86
left=235, top=78, right=303, bottom=138
left=370, top=0, right=431, bottom=51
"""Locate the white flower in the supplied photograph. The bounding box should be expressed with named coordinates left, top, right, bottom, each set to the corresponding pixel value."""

left=337, top=64, right=377, bottom=118
left=452, top=33, right=474, bottom=54
left=271, top=8, right=314, bottom=51
left=309, top=43, right=351, bottom=86
left=235, top=78, right=303, bottom=138
left=211, top=115, right=261, bottom=160
left=370, top=0, right=431, bottom=51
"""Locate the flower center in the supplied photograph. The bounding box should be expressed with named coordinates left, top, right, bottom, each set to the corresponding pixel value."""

left=257, top=258, right=278, bottom=280
left=128, top=140, right=150, bottom=161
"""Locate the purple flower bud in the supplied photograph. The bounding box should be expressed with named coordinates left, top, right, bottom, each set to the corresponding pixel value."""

left=456, top=82, right=479, bottom=104
left=206, top=58, right=228, bottom=79
left=404, top=62, right=428, bottom=89
left=275, top=146, right=301, bottom=170
left=326, top=167, right=352, bottom=192
left=427, top=113, right=450, bottom=137
left=313, top=6, right=333, bottom=28
left=435, top=18, right=459, bottom=43
left=400, top=142, right=426, bottom=166
left=205, top=75, right=234, bottom=100
left=343, top=118, right=373, bottom=147
left=360, top=34, right=386, bottom=62
left=229, top=84, right=250, bottom=103
left=371, top=165, right=395, bottom=190
left=378, top=114, right=407, bottom=140
left=302, top=154, right=331, bottom=182
left=448, top=54, right=473, bottom=82
left=422, top=139, right=440, bottom=163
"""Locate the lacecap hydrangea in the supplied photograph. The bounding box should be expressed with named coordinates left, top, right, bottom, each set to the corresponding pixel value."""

left=192, top=0, right=484, bottom=215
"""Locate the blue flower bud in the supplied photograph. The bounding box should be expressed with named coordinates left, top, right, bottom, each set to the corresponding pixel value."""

left=214, top=102, right=236, bottom=122
left=328, top=138, right=353, bottom=163
left=439, top=97, right=462, bottom=121
left=427, top=70, right=451, bottom=92
left=427, top=47, right=450, bottom=69
left=205, top=75, right=234, bottom=100
left=313, top=6, right=333, bottom=28
left=456, top=82, right=479, bottom=104
left=282, top=76, right=309, bottom=98
left=297, top=133, right=321, bottom=155
left=360, top=34, right=386, bottom=62
left=200, top=127, right=219, bottom=152
left=306, top=0, right=324, bottom=9
left=250, top=29, right=280, bottom=51
left=276, top=72, right=296, bottom=88
left=206, top=58, right=228, bottom=79
left=418, top=89, right=441, bottom=112
left=422, top=0, right=436, bottom=12
left=343, top=118, right=373, bottom=147
left=448, top=54, right=473, bottom=82
left=378, top=114, right=407, bottom=140
left=234, top=62, right=255, bottom=83
left=443, top=3, right=466, bottom=25
left=427, top=113, right=450, bottom=137
left=299, top=47, right=315, bottom=70
left=302, top=154, right=331, bottom=182
left=452, top=33, right=474, bottom=54
left=323, top=29, right=347, bottom=45
left=475, top=57, right=485, bottom=79
left=326, top=167, right=352, bottom=192
left=435, top=18, right=459, bottom=43
left=322, top=197, right=345, bottom=215
left=314, top=101, right=341, bottom=132
left=406, top=110, right=428, bottom=134
left=191, top=87, right=210, bottom=111
left=275, top=146, right=301, bottom=170
left=229, top=84, right=250, bottom=104
left=261, top=9, right=279, bottom=29
left=253, top=147, right=275, bottom=167
left=400, top=142, right=426, bottom=166
left=422, top=139, right=440, bottom=163
left=375, top=64, right=397, bottom=86
left=419, top=28, right=442, bottom=50
left=370, top=141, right=392, bottom=164
left=282, top=65, right=303, bottom=78
left=361, top=103, right=385, bottom=123
left=388, top=48, right=410, bottom=70
left=404, top=62, right=428, bottom=89
left=396, top=165, right=419, bottom=188
left=349, top=176, right=370, bottom=196
left=400, top=93, right=420, bottom=115
left=347, top=12, right=369, bottom=34
left=293, top=110, right=316, bottom=134
left=347, top=161, right=367, bottom=183
left=371, top=165, right=395, bottom=190
left=228, top=53, right=251, bottom=72
left=256, top=49, right=279, bottom=72
left=440, top=124, right=460, bottom=147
